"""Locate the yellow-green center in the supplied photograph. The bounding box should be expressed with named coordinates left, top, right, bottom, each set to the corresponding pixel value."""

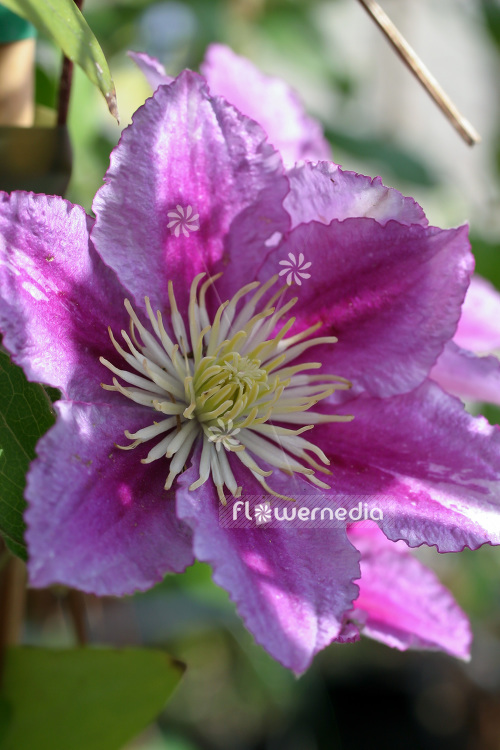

left=100, top=273, right=352, bottom=503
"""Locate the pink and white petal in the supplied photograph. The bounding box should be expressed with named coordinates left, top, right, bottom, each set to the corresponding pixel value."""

left=176, top=457, right=360, bottom=674
left=454, top=274, right=500, bottom=352
left=92, top=71, right=290, bottom=315
left=259, top=218, right=471, bottom=397
left=26, top=401, right=194, bottom=595
left=0, top=192, right=130, bottom=403
left=284, top=163, right=428, bottom=228
left=128, top=50, right=173, bottom=91
left=200, top=44, right=331, bottom=166
left=431, top=342, right=500, bottom=406
left=316, top=380, right=500, bottom=552
left=347, top=523, right=471, bottom=659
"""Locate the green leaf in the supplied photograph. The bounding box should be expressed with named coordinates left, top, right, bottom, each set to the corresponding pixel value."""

left=0, top=697, right=11, bottom=745
left=0, top=0, right=118, bottom=120
left=479, top=0, right=500, bottom=51
left=0, top=351, right=55, bottom=560
left=0, top=647, right=184, bottom=750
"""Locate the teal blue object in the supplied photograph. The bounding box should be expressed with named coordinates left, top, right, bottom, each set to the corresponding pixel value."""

left=0, top=6, right=36, bottom=43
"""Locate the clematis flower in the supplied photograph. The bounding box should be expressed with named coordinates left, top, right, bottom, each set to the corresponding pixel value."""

left=345, top=523, right=471, bottom=659
left=128, top=46, right=479, bottom=660
left=129, top=44, right=331, bottom=166
left=431, top=274, right=500, bottom=407
left=0, top=49, right=498, bottom=674
left=133, top=45, right=500, bottom=413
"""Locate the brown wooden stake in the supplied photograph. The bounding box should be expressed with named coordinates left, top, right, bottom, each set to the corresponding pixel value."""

left=0, top=556, right=26, bottom=688
left=356, top=0, right=480, bottom=146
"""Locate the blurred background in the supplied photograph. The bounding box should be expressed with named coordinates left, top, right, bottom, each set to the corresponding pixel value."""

left=5, top=0, right=500, bottom=747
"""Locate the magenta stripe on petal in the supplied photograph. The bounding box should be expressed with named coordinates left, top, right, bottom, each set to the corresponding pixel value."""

left=176, top=454, right=360, bottom=673
left=256, top=218, right=471, bottom=397
left=92, top=70, right=290, bottom=316
left=316, top=381, right=500, bottom=552
left=0, top=192, right=130, bottom=403
left=26, top=401, right=194, bottom=595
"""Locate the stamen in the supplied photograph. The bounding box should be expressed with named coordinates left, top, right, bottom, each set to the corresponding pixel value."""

left=189, top=438, right=212, bottom=490
left=100, top=276, right=352, bottom=501
left=276, top=337, right=339, bottom=367
left=141, top=432, right=178, bottom=464
left=217, top=280, right=260, bottom=343
left=125, top=418, right=177, bottom=441
left=231, top=274, right=278, bottom=332
left=168, top=281, right=189, bottom=356
left=99, top=357, right=165, bottom=395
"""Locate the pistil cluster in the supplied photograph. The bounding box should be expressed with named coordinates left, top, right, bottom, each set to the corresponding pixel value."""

left=100, top=274, right=352, bottom=503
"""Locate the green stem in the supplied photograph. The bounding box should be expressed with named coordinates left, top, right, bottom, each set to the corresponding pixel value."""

left=56, top=0, right=84, bottom=126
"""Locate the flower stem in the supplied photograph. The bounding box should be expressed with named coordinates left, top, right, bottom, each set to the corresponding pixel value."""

left=66, top=590, right=88, bottom=646
left=56, top=0, right=84, bottom=126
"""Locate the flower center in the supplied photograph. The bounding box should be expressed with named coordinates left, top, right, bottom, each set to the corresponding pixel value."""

left=100, top=273, right=352, bottom=504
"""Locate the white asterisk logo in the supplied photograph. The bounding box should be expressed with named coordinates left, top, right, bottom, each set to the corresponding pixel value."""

left=167, top=205, right=200, bottom=237
left=254, top=502, right=272, bottom=525
left=207, top=418, right=241, bottom=452
left=278, top=252, right=311, bottom=286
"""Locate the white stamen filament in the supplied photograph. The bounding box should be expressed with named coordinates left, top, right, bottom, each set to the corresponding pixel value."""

left=100, top=275, right=352, bottom=503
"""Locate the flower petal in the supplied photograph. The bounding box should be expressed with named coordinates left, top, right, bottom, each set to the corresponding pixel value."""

left=431, top=342, right=500, bottom=406
left=26, top=401, right=194, bottom=594
left=316, top=380, right=500, bottom=551
left=261, top=218, right=471, bottom=397
left=200, top=44, right=331, bottom=166
left=285, top=163, right=428, bottom=228
left=128, top=50, right=173, bottom=91
left=92, top=70, right=290, bottom=314
left=176, top=456, right=360, bottom=673
left=454, top=274, right=500, bottom=352
left=0, top=192, right=129, bottom=402
left=347, top=523, right=471, bottom=659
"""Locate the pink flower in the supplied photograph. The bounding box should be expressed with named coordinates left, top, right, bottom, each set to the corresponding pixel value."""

left=0, top=49, right=493, bottom=673
left=431, top=274, right=500, bottom=406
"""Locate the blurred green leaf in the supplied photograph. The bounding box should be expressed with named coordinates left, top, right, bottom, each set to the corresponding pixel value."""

left=0, top=350, right=55, bottom=560
left=324, top=127, right=438, bottom=187
left=0, top=647, right=184, bottom=750
left=35, top=64, right=58, bottom=110
left=0, top=698, right=11, bottom=745
left=477, top=402, right=500, bottom=426
left=0, top=0, right=118, bottom=120
left=470, top=234, right=500, bottom=289
left=479, top=0, right=500, bottom=51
